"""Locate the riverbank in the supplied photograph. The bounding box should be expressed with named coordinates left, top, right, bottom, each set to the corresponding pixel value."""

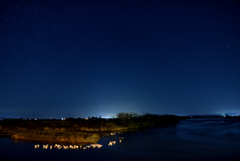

left=0, top=114, right=184, bottom=143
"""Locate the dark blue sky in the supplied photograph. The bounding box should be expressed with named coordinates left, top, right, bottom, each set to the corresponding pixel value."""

left=1, top=0, right=240, bottom=118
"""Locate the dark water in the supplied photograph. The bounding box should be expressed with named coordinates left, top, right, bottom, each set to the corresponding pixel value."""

left=1, top=118, right=240, bottom=161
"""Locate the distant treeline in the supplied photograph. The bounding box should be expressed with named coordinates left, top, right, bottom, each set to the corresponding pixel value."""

left=0, top=113, right=186, bottom=133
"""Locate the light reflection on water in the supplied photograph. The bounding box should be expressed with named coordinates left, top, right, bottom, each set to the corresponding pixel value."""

left=1, top=118, right=240, bottom=161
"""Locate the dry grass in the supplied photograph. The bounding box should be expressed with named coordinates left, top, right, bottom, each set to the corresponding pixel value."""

left=10, top=130, right=101, bottom=144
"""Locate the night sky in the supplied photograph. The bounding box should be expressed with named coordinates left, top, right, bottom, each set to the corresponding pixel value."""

left=1, top=0, right=240, bottom=118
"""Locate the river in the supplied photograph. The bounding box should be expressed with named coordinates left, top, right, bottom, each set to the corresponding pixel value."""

left=1, top=118, right=240, bottom=161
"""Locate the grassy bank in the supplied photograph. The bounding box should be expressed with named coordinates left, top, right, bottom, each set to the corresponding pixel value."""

left=0, top=114, right=184, bottom=143
left=10, top=130, right=100, bottom=144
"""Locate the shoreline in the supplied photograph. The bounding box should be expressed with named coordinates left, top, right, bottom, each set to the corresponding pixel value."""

left=0, top=114, right=183, bottom=143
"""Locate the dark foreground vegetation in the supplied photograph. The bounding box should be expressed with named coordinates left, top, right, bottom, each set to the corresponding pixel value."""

left=0, top=113, right=185, bottom=144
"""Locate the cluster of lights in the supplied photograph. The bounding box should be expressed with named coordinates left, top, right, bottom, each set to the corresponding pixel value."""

left=34, top=133, right=124, bottom=150
left=108, top=136, right=124, bottom=146
left=34, top=143, right=102, bottom=150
